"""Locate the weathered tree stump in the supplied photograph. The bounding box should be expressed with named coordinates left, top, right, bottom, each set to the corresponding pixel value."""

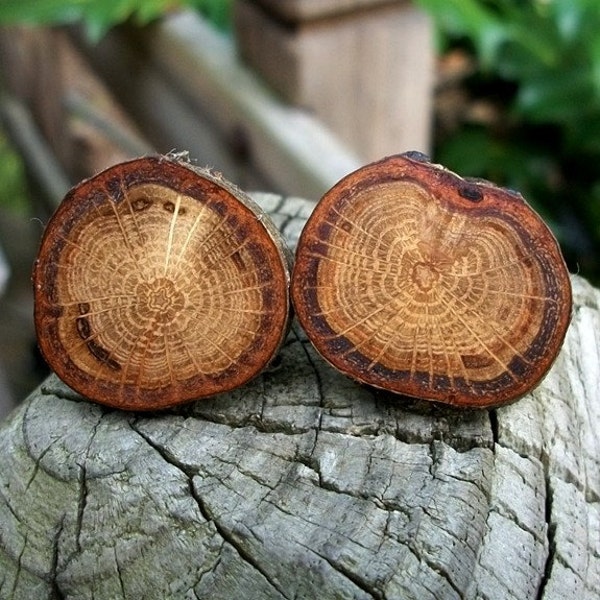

left=0, top=194, right=599, bottom=599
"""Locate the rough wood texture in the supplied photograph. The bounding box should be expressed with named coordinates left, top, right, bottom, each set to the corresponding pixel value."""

left=235, top=0, right=435, bottom=161
left=1, top=194, right=599, bottom=599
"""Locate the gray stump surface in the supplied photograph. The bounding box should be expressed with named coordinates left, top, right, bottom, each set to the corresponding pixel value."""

left=0, top=194, right=599, bottom=600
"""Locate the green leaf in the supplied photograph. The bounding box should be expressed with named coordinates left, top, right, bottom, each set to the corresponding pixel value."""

left=0, top=0, right=88, bottom=24
left=189, top=0, right=231, bottom=30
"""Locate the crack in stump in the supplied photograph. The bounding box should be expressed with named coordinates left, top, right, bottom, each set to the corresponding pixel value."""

left=130, top=423, right=291, bottom=600
left=50, top=517, right=66, bottom=599
left=298, top=541, right=380, bottom=600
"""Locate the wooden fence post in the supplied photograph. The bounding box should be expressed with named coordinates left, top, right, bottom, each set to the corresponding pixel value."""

left=234, top=0, right=435, bottom=161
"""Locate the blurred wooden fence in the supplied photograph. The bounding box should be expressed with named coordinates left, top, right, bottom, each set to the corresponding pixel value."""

left=0, top=0, right=434, bottom=206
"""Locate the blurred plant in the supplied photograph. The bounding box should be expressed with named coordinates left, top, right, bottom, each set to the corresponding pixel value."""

left=0, top=131, right=29, bottom=215
left=192, top=0, right=231, bottom=29
left=416, top=0, right=600, bottom=281
left=0, top=0, right=232, bottom=40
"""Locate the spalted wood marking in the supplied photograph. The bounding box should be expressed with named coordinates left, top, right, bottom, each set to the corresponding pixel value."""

left=0, top=194, right=598, bottom=600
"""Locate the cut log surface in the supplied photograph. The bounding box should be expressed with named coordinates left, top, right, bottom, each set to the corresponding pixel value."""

left=0, top=193, right=599, bottom=600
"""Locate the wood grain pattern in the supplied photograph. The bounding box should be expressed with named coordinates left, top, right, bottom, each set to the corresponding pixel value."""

left=292, top=153, right=572, bottom=407
left=33, top=157, right=291, bottom=410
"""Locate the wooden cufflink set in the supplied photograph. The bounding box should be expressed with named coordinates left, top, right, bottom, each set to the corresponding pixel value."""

left=32, top=152, right=572, bottom=411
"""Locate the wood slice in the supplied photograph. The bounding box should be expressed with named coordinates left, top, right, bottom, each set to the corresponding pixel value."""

left=0, top=193, right=598, bottom=600
left=33, top=157, right=291, bottom=410
left=291, top=153, right=572, bottom=408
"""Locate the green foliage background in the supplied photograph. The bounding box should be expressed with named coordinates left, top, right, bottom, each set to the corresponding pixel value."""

left=0, top=133, right=29, bottom=215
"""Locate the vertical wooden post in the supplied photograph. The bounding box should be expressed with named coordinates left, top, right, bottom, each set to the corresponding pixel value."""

left=234, top=0, right=435, bottom=162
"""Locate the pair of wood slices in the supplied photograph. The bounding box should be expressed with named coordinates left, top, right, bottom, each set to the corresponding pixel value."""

left=33, top=153, right=572, bottom=411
